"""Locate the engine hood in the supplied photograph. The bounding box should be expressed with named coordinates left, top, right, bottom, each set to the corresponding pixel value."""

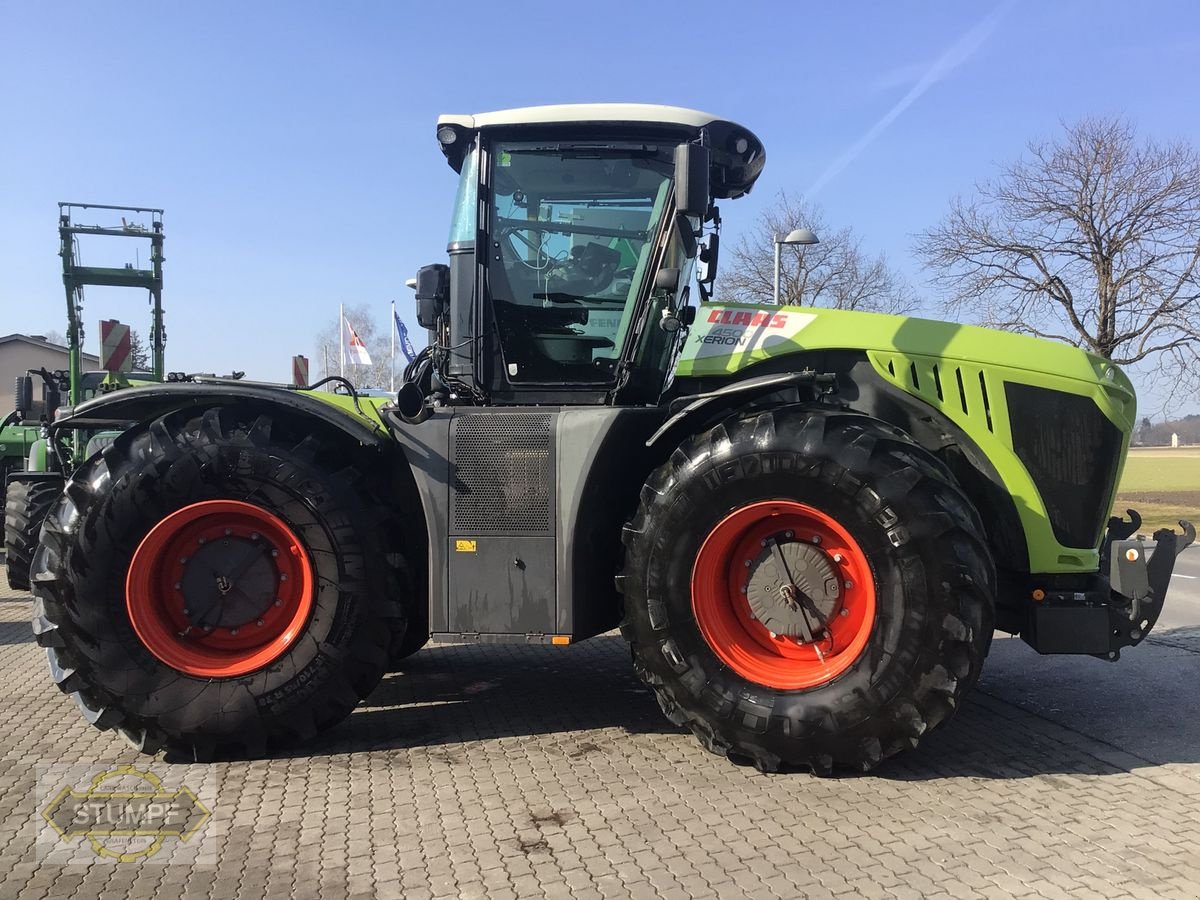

left=675, top=303, right=1134, bottom=397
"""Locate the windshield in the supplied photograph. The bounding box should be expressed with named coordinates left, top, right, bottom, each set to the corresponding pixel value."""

left=448, top=147, right=479, bottom=246
left=487, top=142, right=673, bottom=383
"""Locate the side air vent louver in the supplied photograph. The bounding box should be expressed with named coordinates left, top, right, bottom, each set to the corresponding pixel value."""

left=875, top=353, right=993, bottom=433
left=1005, top=383, right=1122, bottom=549
left=451, top=414, right=555, bottom=535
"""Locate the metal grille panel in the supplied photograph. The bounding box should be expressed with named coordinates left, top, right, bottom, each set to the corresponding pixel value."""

left=452, top=414, right=554, bottom=534
left=1005, top=382, right=1121, bottom=549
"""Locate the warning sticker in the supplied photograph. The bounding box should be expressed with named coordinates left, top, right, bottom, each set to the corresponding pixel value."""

left=455, top=539, right=477, bottom=553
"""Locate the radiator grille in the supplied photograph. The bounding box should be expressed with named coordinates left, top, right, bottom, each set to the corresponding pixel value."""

left=452, top=414, right=554, bottom=534
left=1005, top=383, right=1122, bottom=549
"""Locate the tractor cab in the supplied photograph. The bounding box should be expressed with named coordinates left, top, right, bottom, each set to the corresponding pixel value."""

left=412, top=104, right=764, bottom=407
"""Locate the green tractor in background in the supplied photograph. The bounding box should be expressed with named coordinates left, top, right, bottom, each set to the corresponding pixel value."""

left=4, top=204, right=166, bottom=590
left=19, top=106, right=1195, bottom=772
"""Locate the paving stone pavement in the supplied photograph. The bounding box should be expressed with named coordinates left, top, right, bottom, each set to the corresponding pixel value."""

left=1, top=577, right=1198, bottom=899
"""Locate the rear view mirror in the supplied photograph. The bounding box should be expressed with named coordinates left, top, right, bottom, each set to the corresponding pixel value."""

left=674, top=143, right=710, bottom=218
left=414, top=264, right=450, bottom=329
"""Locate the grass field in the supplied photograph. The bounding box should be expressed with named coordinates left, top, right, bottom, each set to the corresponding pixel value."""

left=1113, top=447, right=1200, bottom=533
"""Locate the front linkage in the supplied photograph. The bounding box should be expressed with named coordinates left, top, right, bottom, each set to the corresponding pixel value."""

left=1023, top=512, right=1196, bottom=660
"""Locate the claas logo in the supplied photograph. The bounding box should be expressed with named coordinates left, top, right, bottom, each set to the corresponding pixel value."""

left=706, top=309, right=789, bottom=328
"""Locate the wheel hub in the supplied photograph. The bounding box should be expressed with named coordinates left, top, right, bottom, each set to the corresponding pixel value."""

left=126, top=500, right=315, bottom=678
left=745, top=538, right=841, bottom=638
left=178, top=537, right=278, bottom=630
left=691, top=500, right=878, bottom=691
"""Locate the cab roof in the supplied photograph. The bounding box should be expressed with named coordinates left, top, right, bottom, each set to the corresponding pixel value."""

left=437, top=103, right=731, bottom=131
left=435, top=104, right=766, bottom=199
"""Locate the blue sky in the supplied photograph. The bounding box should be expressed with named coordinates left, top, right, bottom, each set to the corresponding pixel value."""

left=1, top=1, right=1197, bottom=409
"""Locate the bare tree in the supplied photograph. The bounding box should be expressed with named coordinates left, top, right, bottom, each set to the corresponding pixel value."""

left=314, top=304, right=394, bottom=389
left=720, top=192, right=916, bottom=313
left=917, top=117, right=1200, bottom=395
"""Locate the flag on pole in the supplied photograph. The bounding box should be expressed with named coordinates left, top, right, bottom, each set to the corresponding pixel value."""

left=344, top=315, right=372, bottom=366
left=393, top=310, right=416, bottom=364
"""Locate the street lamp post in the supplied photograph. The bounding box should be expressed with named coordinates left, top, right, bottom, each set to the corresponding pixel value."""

left=773, top=227, right=820, bottom=305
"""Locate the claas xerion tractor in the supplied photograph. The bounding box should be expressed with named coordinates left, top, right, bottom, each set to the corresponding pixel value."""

left=18, top=105, right=1194, bottom=772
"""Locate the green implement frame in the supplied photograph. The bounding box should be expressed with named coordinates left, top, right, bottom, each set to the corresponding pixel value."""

left=58, top=203, right=165, bottom=404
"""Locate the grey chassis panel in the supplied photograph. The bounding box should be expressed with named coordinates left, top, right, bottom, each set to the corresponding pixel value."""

left=388, top=406, right=664, bottom=641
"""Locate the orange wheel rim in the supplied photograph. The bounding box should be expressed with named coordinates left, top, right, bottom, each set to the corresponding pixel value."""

left=125, top=500, right=315, bottom=678
left=691, top=500, right=877, bottom=690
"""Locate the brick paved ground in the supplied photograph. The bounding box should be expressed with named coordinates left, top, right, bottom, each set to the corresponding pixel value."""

left=2, top=577, right=1198, bottom=899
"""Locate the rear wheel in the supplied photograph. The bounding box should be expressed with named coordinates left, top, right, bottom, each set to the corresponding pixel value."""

left=30, top=406, right=403, bottom=759
left=386, top=556, right=429, bottom=667
left=620, top=408, right=995, bottom=773
left=5, top=477, right=62, bottom=591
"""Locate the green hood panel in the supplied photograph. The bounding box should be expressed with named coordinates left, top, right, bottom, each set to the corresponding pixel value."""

left=677, top=303, right=1131, bottom=394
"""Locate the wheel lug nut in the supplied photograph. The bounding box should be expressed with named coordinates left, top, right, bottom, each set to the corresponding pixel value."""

left=279, top=574, right=288, bottom=582
left=203, top=625, right=213, bottom=632
left=182, top=608, right=190, bottom=616
left=251, top=532, right=260, bottom=541
left=230, top=628, right=239, bottom=636
left=744, top=559, right=752, bottom=567
left=197, top=537, right=205, bottom=545
left=224, top=528, right=232, bottom=536
left=812, top=535, right=822, bottom=545
left=785, top=531, right=793, bottom=539
left=256, top=619, right=265, bottom=627
left=179, top=557, right=188, bottom=564
left=274, top=599, right=283, bottom=607
left=833, top=553, right=843, bottom=563
left=845, top=580, right=854, bottom=589
left=271, top=549, right=279, bottom=558
left=174, top=582, right=182, bottom=590
left=840, top=608, right=849, bottom=617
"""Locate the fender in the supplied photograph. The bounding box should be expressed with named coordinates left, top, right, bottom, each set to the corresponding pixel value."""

left=52, top=382, right=387, bottom=447
left=669, top=351, right=1031, bottom=576
left=646, top=371, right=836, bottom=450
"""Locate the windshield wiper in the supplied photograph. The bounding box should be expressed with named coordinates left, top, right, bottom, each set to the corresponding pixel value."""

left=498, top=217, right=648, bottom=241
left=534, top=292, right=626, bottom=306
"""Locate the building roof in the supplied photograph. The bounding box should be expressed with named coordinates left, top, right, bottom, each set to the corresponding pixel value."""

left=0, top=333, right=100, bottom=362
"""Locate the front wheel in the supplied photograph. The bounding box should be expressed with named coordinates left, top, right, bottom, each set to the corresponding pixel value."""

left=620, top=408, right=995, bottom=773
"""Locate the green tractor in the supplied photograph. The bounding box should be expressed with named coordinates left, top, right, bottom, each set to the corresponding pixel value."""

left=23, top=106, right=1194, bottom=771
left=4, top=203, right=166, bottom=590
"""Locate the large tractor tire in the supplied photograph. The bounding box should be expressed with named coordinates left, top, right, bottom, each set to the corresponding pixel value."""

left=386, top=557, right=429, bottom=667
left=5, top=477, right=63, bottom=591
left=620, top=408, right=995, bottom=774
left=30, top=406, right=404, bottom=759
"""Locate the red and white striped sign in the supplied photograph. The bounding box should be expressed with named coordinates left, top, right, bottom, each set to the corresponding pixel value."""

left=99, top=320, right=131, bottom=372
left=292, top=355, right=309, bottom=388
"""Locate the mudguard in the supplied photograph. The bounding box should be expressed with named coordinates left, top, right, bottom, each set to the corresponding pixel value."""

left=52, top=382, right=390, bottom=447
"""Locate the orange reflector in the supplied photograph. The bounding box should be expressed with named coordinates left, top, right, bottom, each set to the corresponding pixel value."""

left=551, top=635, right=571, bottom=646
left=1031, top=589, right=1046, bottom=602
